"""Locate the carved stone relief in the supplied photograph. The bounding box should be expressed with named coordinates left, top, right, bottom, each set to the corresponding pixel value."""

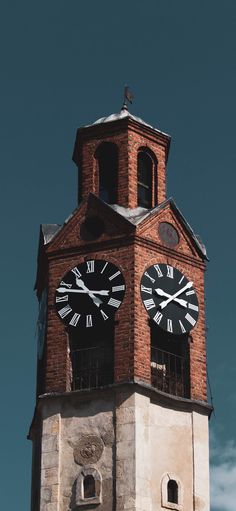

left=74, top=435, right=104, bottom=465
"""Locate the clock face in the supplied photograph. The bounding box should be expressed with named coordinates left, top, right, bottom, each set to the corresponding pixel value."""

left=140, top=263, right=199, bottom=335
left=55, top=259, right=125, bottom=329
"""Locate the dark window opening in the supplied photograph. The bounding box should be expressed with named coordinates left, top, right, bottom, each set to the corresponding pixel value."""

left=167, top=479, right=178, bottom=504
left=96, top=142, right=118, bottom=204
left=137, top=151, right=153, bottom=208
left=70, top=322, right=114, bottom=391
left=84, top=475, right=96, bottom=499
left=151, top=324, right=190, bottom=398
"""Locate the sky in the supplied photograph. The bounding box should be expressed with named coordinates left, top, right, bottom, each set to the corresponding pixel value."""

left=0, top=1, right=236, bottom=509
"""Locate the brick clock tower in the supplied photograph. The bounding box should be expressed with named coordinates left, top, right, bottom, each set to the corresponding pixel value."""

left=29, top=106, right=212, bottom=511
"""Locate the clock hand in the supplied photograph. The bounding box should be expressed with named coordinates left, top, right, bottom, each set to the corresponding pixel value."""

left=155, top=288, right=187, bottom=308
left=159, top=281, right=193, bottom=310
left=57, top=287, right=109, bottom=295
left=75, top=278, right=102, bottom=307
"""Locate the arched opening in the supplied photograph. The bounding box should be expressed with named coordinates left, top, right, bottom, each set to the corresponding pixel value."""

left=95, top=142, right=118, bottom=204
left=151, top=324, right=190, bottom=398
left=167, top=479, right=178, bottom=504
left=70, top=321, right=114, bottom=391
left=137, top=150, right=155, bottom=208
left=83, top=475, right=96, bottom=499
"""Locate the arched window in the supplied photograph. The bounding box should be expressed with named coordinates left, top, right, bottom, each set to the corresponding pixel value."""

left=84, top=475, right=96, bottom=499
left=76, top=467, right=102, bottom=506
left=137, top=151, right=155, bottom=208
left=95, top=142, right=118, bottom=204
left=167, top=479, right=178, bottom=504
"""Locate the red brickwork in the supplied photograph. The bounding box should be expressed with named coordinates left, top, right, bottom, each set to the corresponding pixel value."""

left=73, top=118, right=170, bottom=208
left=38, top=117, right=207, bottom=402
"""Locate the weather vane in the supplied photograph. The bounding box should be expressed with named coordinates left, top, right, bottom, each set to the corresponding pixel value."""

left=122, top=85, right=134, bottom=110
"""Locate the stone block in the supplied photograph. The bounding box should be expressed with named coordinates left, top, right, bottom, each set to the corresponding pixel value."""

left=42, top=434, right=59, bottom=453
left=41, top=487, right=52, bottom=504
left=41, top=467, right=58, bottom=486
left=116, top=422, right=135, bottom=442
left=42, top=452, right=59, bottom=469
left=116, top=407, right=135, bottom=425
left=116, top=440, right=134, bottom=461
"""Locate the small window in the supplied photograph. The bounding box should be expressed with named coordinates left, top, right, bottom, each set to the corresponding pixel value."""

left=84, top=475, right=95, bottom=499
left=137, top=151, right=155, bottom=208
left=168, top=479, right=178, bottom=504
left=161, top=473, right=183, bottom=510
left=76, top=467, right=102, bottom=506
left=96, top=142, right=118, bottom=204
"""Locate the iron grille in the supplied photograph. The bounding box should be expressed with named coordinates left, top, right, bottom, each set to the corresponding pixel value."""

left=151, top=346, right=187, bottom=398
left=71, top=345, right=113, bottom=391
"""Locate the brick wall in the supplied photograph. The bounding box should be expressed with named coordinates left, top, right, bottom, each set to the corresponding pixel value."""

left=73, top=117, right=170, bottom=208
left=39, top=116, right=207, bottom=402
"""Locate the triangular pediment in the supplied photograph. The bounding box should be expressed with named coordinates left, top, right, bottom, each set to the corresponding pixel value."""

left=135, top=198, right=207, bottom=261
left=46, top=194, right=136, bottom=254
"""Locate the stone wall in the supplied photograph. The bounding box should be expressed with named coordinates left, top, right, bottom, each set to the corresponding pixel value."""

left=35, top=385, right=210, bottom=511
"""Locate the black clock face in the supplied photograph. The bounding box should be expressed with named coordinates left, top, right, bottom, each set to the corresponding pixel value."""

left=140, top=263, right=199, bottom=335
left=55, top=260, right=125, bottom=329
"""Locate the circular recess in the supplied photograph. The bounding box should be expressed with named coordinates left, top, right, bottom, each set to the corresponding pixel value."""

left=80, top=216, right=104, bottom=241
left=158, top=222, right=179, bottom=248
left=74, top=435, right=104, bottom=465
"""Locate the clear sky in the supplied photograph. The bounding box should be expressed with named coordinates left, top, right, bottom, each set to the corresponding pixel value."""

left=1, top=1, right=235, bottom=509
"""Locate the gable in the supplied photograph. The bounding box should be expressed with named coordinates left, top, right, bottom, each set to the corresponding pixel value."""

left=135, top=199, right=207, bottom=261
left=46, top=194, right=135, bottom=254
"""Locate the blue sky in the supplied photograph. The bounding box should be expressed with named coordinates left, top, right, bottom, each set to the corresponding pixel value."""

left=1, top=1, right=236, bottom=509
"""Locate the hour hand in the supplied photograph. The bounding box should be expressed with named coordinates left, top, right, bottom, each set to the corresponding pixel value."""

left=159, top=281, right=193, bottom=310
left=75, top=278, right=102, bottom=307
left=155, top=288, right=187, bottom=308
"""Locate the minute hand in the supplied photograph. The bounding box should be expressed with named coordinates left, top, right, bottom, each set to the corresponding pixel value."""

left=57, top=287, right=109, bottom=295
left=159, top=281, right=193, bottom=310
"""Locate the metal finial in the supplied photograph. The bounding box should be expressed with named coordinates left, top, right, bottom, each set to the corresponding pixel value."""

left=121, top=85, right=134, bottom=111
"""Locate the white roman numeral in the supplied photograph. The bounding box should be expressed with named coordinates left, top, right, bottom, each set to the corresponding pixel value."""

left=109, top=270, right=121, bottom=281
left=69, top=313, right=81, bottom=326
left=100, top=309, right=109, bottom=321
left=153, top=311, right=163, bottom=324
left=185, top=312, right=196, bottom=326
left=167, top=318, right=173, bottom=333
left=178, top=275, right=185, bottom=285
left=141, top=285, right=152, bottom=294
left=58, top=304, right=72, bottom=318
left=101, top=262, right=108, bottom=274
left=108, top=298, right=121, bottom=308
left=56, top=295, right=68, bottom=302
left=112, top=285, right=125, bottom=292
left=186, top=290, right=195, bottom=296
left=60, top=280, right=72, bottom=289
left=86, top=315, right=93, bottom=327
left=144, top=271, right=155, bottom=283
left=86, top=260, right=94, bottom=273
left=188, top=303, right=199, bottom=311
left=71, top=267, right=82, bottom=278
left=144, top=298, right=156, bottom=310
left=154, top=265, right=163, bottom=277
left=167, top=265, right=174, bottom=278
left=179, top=320, right=186, bottom=333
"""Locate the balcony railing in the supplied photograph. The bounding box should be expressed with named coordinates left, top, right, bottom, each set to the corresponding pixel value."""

left=71, top=345, right=113, bottom=391
left=151, top=346, right=187, bottom=398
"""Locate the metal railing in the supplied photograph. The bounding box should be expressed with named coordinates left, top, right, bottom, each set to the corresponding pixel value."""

left=151, top=346, right=187, bottom=398
left=71, top=345, right=113, bottom=391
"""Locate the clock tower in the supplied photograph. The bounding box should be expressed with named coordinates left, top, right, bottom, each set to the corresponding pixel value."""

left=29, top=106, right=211, bottom=511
